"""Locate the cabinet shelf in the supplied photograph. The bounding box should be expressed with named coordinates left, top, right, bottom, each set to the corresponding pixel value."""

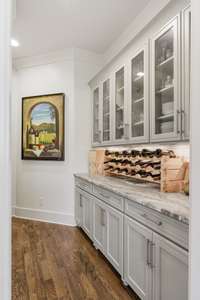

left=133, top=120, right=144, bottom=126
left=157, top=56, right=174, bottom=68
left=133, top=97, right=144, bottom=104
left=156, top=85, right=174, bottom=94
left=157, top=113, right=174, bottom=120
left=133, top=75, right=144, bottom=82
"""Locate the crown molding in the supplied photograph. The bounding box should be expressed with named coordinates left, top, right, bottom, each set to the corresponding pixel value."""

left=13, top=48, right=74, bottom=70
left=13, top=47, right=103, bottom=71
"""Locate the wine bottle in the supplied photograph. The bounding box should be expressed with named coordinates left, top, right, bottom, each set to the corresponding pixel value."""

left=28, top=119, right=36, bottom=149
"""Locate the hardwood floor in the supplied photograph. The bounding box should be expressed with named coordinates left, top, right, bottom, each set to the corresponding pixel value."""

left=12, top=218, right=139, bottom=300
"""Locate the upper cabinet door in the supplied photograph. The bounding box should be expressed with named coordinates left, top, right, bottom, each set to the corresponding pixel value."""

left=129, top=45, right=149, bottom=143
left=102, top=78, right=111, bottom=144
left=114, top=66, right=128, bottom=142
left=151, top=16, right=181, bottom=142
left=92, top=87, right=101, bottom=145
left=182, top=5, right=191, bottom=140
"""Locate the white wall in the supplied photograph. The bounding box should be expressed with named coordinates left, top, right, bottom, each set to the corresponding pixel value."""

left=0, top=0, right=12, bottom=298
left=12, top=49, right=102, bottom=225
left=190, top=0, right=200, bottom=299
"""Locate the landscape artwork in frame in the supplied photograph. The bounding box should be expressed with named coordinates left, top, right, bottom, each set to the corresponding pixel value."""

left=22, top=93, right=65, bottom=161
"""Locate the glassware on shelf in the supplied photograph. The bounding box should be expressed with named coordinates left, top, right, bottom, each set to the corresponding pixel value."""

left=103, top=79, right=110, bottom=141
left=93, top=88, right=100, bottom=143
left=115, top=67, right=125, bottom=139
left=131, top=51, right=145, bottom=138
left=154, top=27, right=175, bottom=135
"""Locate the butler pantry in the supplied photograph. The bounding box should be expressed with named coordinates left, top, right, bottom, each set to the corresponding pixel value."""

left=7, top=0, right=194, bottom=299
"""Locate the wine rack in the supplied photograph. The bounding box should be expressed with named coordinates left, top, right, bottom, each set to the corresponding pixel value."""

left=104, top=149, right=176, bottom=185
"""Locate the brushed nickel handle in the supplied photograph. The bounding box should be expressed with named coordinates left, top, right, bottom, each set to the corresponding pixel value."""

left=101, top=209, right=106, bottom=226
left=147, top=239, right=151, bottom=266
left=181, top=109, right=185, bottom=136
left=177, top=110, right=181, bottom=134
left=150, top=242, right=155, bottom=269
left=98, top=130, right=101, bottom=143
left=80, top=195, right=83, bottom=207
left=141, top=213, right=162, bottom=226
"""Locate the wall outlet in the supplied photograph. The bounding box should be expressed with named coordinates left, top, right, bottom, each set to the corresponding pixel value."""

left=39, top=196, right=44, bottom=208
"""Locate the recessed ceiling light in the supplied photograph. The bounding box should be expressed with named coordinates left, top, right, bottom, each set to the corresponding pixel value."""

left=11, top=39, right=20, bottom=47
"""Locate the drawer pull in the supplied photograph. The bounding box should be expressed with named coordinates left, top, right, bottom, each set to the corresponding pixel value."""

left=142, top=213, right=162, bottom=226
left=147, top=239, right=151, bottom=266
left=80, top=195, right=83, bottom=207
left=101, top=209, right=106, bottom=226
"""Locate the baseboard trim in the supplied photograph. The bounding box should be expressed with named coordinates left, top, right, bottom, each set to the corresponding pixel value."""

left=12, top=206, right=16, bottom=216
left=14, top=206, right=76, bottom=226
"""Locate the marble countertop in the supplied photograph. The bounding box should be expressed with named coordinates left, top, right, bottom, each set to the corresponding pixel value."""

left=74, top=174, right=190, bottom=225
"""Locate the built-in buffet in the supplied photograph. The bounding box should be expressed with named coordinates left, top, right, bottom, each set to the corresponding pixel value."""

left=90, top=5, right=191, bottom=146
left=74, top=174, right=189, bottom=300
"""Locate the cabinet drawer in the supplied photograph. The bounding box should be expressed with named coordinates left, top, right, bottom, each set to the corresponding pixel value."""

left=125, top=198, right=189, bottom=250
left=93, top=185, right=124, bottom=212
left=75, top=178, right=92, bottom=193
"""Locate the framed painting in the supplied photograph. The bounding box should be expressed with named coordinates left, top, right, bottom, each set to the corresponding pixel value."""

left=22, top=93, right=65, bottom=161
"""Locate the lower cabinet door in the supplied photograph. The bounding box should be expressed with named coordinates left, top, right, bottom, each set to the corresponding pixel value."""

left=153, top=233, right=188, bottom=300
left=106, top=206, right=123, bottom=275
left=75, top=188, right=83, bottom=226
left=93, top=198, right=107, bottom=253
left=82, top=193, right=93, bottom=239
left=124, top=216, right=153, bottom=300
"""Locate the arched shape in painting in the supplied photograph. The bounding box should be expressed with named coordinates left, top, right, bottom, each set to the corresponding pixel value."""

left=28, top=102, right=59, bottom=148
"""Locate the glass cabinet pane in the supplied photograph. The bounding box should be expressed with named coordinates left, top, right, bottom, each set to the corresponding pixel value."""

left=93, top=87, right=100, bottom=143
left=131, top=51, right=144, bottom=138
left=154, top=27, right=175, bottom=135
left=115, top=67, right=125, bottom=139
left=103, top=79, right=110, bottom=142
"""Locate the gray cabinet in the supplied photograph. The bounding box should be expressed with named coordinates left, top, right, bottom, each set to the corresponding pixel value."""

left=93, top=198, right=107, bottom=253
left=105, top=205, right=123, bottom=275
left=93, top=197, right=124, bottom=275
left=75, top=178, right=188, bottom=300
left=92, top=86, right=101, bottom=145
left=128, top=44, right=149, bottom=143
left=90, top=10, right=191, bottom=146
left=75, top=188, right=93, bottom=238
left=153, top=233, right=188, bottom=300
left=75, top=188, right=83, bottom=227
left=124, top=216, right=153, bottom=300
left=182, top=5, right=191, bottom=140
left=151, top=15, right=181, bottom=142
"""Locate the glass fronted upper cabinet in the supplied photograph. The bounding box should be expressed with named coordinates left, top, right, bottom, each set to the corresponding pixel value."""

left=102, top=79, right=111, bottom=142
left=130, top=46, right=149, bottom=143
left=182, top=5, right=191, bottom=140
left=115, top=67, right=125, bottom=140
left=93, top=87, right=100, bottom=144
left=151, top=16, right=181, bottom=141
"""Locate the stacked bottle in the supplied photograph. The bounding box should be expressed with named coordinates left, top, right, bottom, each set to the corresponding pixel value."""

left=104, top=149, right=175, bottom=183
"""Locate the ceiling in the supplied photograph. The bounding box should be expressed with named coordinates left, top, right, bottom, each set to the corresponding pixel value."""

left=12, top=0, right=151, bottom=58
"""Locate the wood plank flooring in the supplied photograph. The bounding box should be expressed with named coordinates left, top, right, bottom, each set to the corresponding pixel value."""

left=12, top=218, right=139, bottom=300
